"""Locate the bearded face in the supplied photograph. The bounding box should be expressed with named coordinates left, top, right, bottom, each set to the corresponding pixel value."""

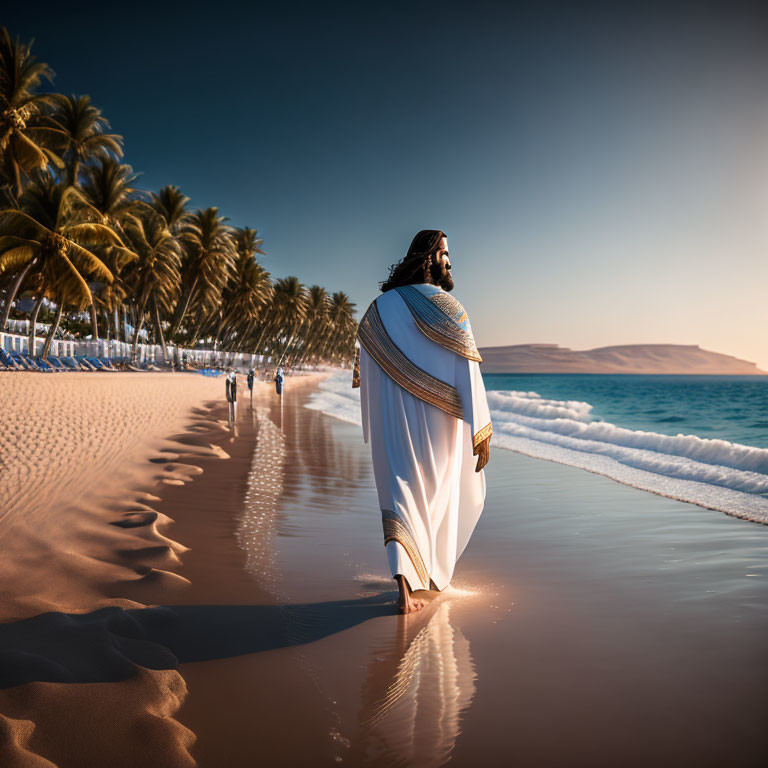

left=429, top=237, right=454, bottom=291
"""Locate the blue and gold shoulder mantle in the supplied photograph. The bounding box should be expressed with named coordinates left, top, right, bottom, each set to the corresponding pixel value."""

left=353, top=284, right=480, bottom=420
left=393, top=284, right=482, bottom=363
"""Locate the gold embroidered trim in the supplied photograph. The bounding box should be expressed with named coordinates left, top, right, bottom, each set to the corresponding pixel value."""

left=382, top=510, right=429, bottom=588
left=430, top=291, right=468, bottom=324
left=426, top=291, right=482, bottom=362
left=357, top=303, right=463, bottom=420
left=411, top=313, right=483, bottom=362
left=395, top=286, right=482, bottom=362
left=473, top=421, right=493, bottom=450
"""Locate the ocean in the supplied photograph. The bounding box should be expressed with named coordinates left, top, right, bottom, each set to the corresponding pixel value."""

left=307, top=372, right=768, bottom=524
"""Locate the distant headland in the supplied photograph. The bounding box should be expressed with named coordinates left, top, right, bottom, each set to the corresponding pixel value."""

left=477, top=344, right=768, bottom=375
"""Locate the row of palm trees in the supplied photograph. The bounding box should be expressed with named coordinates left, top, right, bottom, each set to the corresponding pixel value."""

left=0, top=27, right=357, bottom=368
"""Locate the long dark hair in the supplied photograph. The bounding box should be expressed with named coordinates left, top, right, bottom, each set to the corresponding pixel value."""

left=380, top=229, right=447, bottom=292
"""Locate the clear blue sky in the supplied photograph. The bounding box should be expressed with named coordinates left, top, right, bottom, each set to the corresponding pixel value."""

left=7, top=1, right=768, bottom=367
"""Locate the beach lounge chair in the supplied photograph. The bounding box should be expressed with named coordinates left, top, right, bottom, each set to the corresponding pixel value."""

left=61, top=356, right=83, bottom=370
left=74, top=355, right=97, bottom=371
left=0, top=349, right=23, bottom=371
left=9, top=353, right=26, bottom=370
left=35, top=357, right=55, bottom=372
left=46, top=356, right=68, bottom=371
left=15, top=353, right=42, bottom=371
left=8, top=352, right=26, bottom=370
left=98, top=357, right=118, bottom=371
left=86, top=356, right=106, bottom=370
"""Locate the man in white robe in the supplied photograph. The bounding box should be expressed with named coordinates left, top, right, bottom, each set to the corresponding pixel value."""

left=354, top=230, right=491, bottom=613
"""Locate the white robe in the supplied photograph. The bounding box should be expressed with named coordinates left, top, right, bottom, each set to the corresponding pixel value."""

left=359, top=288, right=491, bottom=591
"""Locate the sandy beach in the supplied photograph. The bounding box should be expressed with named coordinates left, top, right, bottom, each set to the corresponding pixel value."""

left=1, top=373, right=767, bottom=767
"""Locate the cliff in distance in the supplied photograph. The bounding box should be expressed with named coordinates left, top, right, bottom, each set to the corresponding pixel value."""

left=477, top=344, right=767, bottom=375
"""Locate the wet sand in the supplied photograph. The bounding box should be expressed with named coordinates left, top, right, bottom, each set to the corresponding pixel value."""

left=1, top=374, right=767, bottom=766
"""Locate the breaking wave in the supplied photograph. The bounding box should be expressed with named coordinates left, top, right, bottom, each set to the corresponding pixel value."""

left=308, top=372, right=768, bottom=524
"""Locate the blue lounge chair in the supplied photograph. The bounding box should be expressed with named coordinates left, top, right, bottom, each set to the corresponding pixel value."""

left=97, top=357, right=118, bottom=371
left=0, top=349, right=23, bottom=370
left=61, top=356, right=83, bottom=370
left=46, top=356, right=68, bottom=371
left=35, top=357, right=55, bottom=372
left=14, top=353, right=41, bottom=371
left=86, top=356, right=105, bottom=370
left=9, top=352, right=29, bottom=370
left=75, top=355, right=97, bottom=371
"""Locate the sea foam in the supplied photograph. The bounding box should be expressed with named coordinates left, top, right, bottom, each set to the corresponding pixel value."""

left=307, top=372, right=768, bottom=524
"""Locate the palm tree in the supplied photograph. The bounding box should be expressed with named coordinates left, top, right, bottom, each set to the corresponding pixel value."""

left=80, top=157, right=140, bottom=228
left=212, top=227, right=271, bottom=358
left=169, top=207, right=235, bottom=343
left=271, top=276, right=308, bottom=366
left=0, top=27, right=63, bottom=204
left=121, top=209, right=181, bottom=358
left=40, top=262, right=96, bottom=358
left=290, top=284, right=328, bottom=366
left=79, top=158, right=142, bottom=339
left=0, top=175, right=119, bottom=353
left=43, top=94, right=123, bottom=186
left=322, top=291, right=356, bottom=363
left=151, top=185, right=191, bottom=234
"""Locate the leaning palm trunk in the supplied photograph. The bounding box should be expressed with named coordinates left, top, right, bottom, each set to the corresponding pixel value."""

left=152, top=294, right=167, bottom=363
left=89, top=300, right=99, bottom=343
left=188, top=315, right=207, bottom=349
left=1, top=257, right=37, bottom=332
left=277, top=319, right=304, bottom=367
left=131, top=289, right=151, bottom=360
left=169, top=275, right=199, bottom=341
left=27, top=297, right=43, bottom=357
left=42, top=301, right=64, bottom=358
left=250, top=317, right=277, bottom=357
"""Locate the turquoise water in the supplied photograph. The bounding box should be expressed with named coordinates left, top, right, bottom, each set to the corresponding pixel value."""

left=482, top=374, right=768, bottom=448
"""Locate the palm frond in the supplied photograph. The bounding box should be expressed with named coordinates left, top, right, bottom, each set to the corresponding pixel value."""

left=62, top=222, right=124, bottom=247
left=63, top=240, right=113, bottom=283
left=0, top=244, right=37, bottom=272
left=57, top=250, right=92, bottom=304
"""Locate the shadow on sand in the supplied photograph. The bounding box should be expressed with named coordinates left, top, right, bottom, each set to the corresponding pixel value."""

left=0, top=593, right=397, bottom=689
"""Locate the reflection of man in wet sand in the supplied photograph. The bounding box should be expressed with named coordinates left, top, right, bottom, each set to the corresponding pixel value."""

left=354, top=230, right=491, bottom=613
left=357, top=601, right=476, bottom=766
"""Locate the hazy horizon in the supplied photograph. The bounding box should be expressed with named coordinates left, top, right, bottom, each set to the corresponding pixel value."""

left=6, top=1, right=767, bottom=369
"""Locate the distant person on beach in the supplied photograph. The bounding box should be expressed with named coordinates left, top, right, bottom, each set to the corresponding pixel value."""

left=226, top=369, right=237, bottom=423
left=247, top=369, right=255, bottom=401
left=274, top=367, right=284, bottom=396
left=353, top=230, right=491, bottom=613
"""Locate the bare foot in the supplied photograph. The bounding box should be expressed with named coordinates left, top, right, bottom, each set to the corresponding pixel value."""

left=396, top=575, right=425, bottom=614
